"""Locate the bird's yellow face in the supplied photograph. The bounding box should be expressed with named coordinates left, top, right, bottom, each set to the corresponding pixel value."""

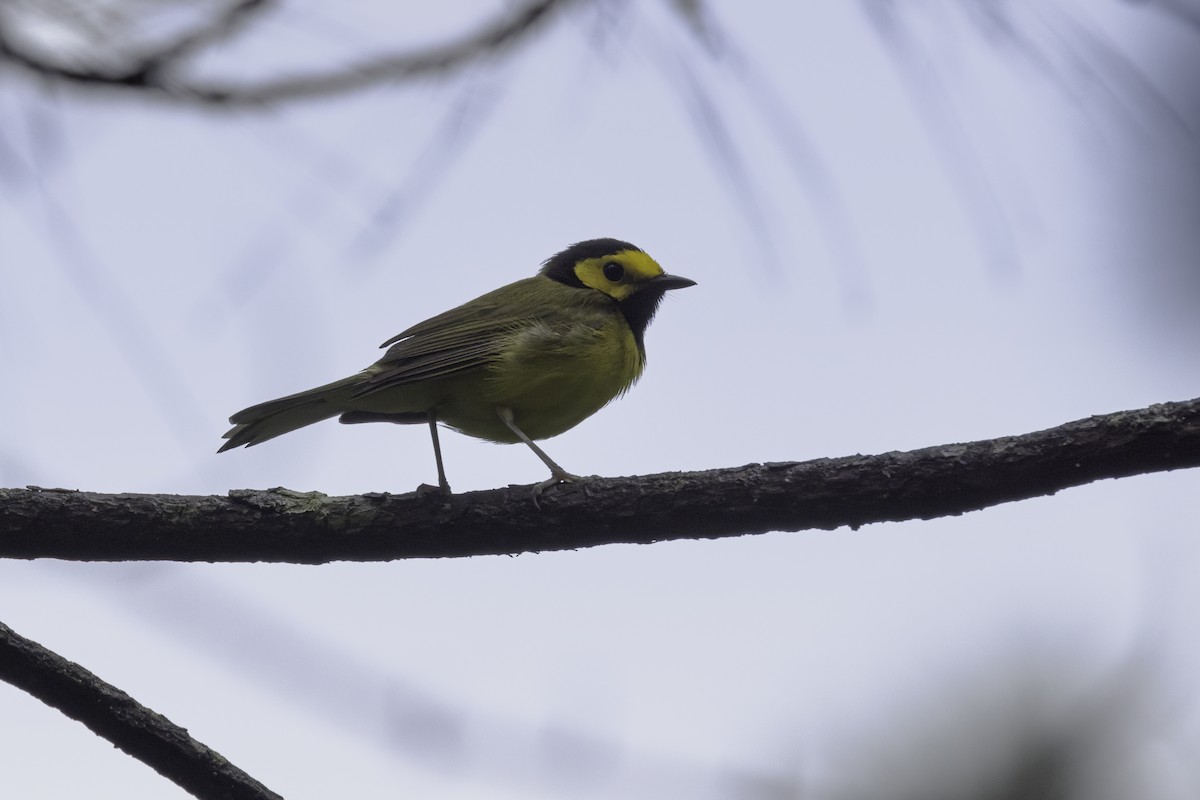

left=571, top=249, right=669, bottom=301
left=538, top=238, right=695, bottom=353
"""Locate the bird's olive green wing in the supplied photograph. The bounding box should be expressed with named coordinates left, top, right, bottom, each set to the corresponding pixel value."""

left=354, top=278, right=571, bottom=397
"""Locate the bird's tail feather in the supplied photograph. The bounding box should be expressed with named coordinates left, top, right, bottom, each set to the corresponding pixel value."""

left=218, top=375, right=361, bottom=452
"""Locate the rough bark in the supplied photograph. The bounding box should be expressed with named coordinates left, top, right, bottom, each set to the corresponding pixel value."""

left=2, top=399, right=1198, bottom=564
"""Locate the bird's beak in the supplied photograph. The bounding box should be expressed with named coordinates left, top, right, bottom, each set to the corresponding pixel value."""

left=651, top=273, right=698, bottom=291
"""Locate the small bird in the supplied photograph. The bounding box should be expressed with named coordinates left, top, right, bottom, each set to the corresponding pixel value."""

left=219, top=239, right=695, bottom=492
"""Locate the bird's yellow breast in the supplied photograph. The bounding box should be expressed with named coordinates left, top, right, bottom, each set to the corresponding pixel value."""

left=437, top=310, right=644, bottom=443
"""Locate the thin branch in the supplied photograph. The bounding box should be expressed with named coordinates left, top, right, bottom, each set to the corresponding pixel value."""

left=861, top=0, right=1021, bottom=277
left=0, top=619, right=282, bottom=800
left=137, top=0, right=273, bottom=78
left=0, top=0, right=574, bottom=106
left=2, top=398, right=1198, bottom=564
left=650, top=44, right=780, bottom=275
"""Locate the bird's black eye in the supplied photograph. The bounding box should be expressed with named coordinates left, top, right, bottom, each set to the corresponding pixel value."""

left=602, top=261, right=625, bottom=282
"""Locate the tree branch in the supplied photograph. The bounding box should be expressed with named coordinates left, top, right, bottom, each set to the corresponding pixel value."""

left=135, top=0, right=273, bottom=80
left=0, top=619, right=282, bottom=800
left=0, top=0, right=574, bottom=106
left=2, top=398, right=1197, bottom=563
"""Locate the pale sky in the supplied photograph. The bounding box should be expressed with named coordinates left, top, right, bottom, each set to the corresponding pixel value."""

left=1, top=2, right=1198, bottom=798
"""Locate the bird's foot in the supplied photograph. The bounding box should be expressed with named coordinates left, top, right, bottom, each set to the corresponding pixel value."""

left=530, top=469, right=583, bottom=508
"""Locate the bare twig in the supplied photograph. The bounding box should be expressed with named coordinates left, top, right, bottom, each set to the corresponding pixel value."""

left=136, top=0, right=273, bottom=79
left=0, top=619, right=282, bottom=800
left=861, top=0, right=1021, bottom=277
left=0, top=0, right=575, bottom=105
left=2, top=398, right=1198, bottom=563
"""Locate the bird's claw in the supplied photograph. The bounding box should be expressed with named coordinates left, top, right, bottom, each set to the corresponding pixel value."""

left=415, top=481, right=451, bottom=497
left=530, top=470, right=583, bottom=509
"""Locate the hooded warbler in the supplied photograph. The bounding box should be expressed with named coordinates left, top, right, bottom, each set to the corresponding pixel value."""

left=219, top=238, right=696, bottom=492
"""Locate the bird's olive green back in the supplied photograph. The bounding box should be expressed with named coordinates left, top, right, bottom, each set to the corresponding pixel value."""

left=356, top=276, right=625, bottom=397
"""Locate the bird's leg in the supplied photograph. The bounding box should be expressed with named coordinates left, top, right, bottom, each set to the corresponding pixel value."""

left=340, top=409, right=450, bottom=492
left=427, top=412, right=451, bottom=494
left=495, top=406, right=581, bottom=495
